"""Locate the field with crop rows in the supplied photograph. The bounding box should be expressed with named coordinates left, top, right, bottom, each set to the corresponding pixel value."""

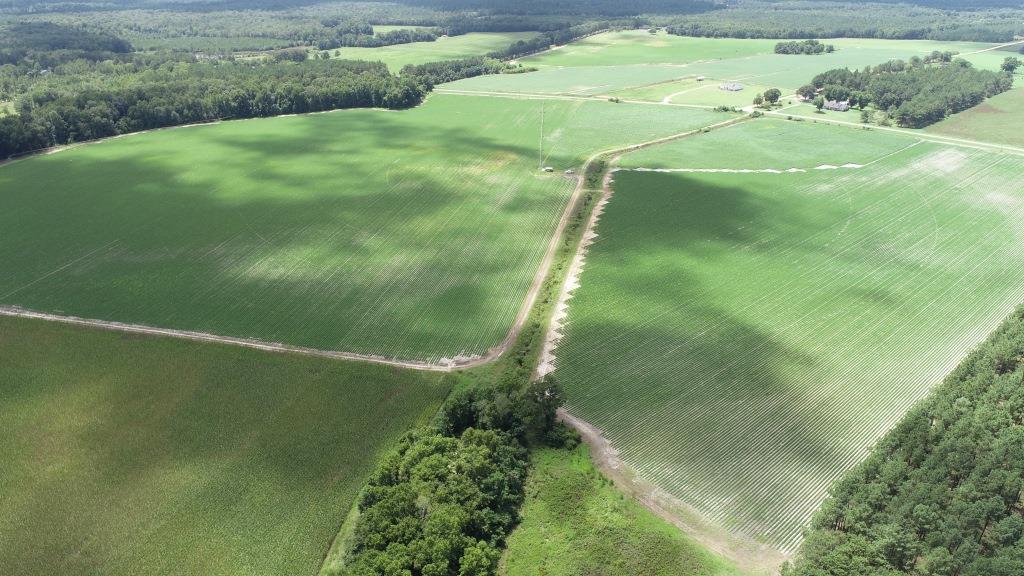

left=331, top=31, right=538, bottom=71
left=553, top=118, right=1024, bottom=552
left=0, top=315, right=451, bottom=575
left=927, top=85, right=1024, bottom=147
left=0, top=94, right=724, bottom=363
left=448, top=32, right=999, bottom=104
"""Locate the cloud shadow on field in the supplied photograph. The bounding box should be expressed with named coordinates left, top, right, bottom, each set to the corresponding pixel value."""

left=0, top=107, right=565, bottom=360
left=556, top=170, right=894, bottom=546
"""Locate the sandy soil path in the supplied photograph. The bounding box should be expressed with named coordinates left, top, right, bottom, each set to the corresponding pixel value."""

left=559, top=409, right=786, bottom=575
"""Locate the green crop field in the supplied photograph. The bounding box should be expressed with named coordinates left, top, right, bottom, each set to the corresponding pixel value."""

left=330, top=32, right=538, bottom=71
left=443, top=64, right=696, bottom=96
left=450, top=33, right=997, bottom=102
left=501, top=446, right=743, bottom=576
left=926, top=86, right=1024, bottom=147
left=0, top=315, right=451, bottom=575
left=525, top=30, right=776, bottom=67
left=553, top=118, right=1024, bottom=552
left=0, top=94, right=724, bottom=363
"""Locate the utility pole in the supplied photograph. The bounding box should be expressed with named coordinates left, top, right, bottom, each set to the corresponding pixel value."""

left=538, top=103, right=544, bottom=170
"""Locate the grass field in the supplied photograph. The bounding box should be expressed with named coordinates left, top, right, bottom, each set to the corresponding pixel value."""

left=444, top=64, right=695, bottom=96
left=0, top=94, right=724, bottom=363
left=0, top=315, right=451, bottom=575
left=525, top=30, right=776, bottom=67
left=926, top=85, right=1024, bottom=147
left=500, top=446, right=743, bottom=576
left=553, top=118, right=1024, bottom=552
left=331, top=31, right=537, bottom=71
left=449, top=33, right=997, bottom=101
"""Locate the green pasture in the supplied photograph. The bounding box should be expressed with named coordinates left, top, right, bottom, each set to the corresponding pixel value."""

left=501, top=446, right=743, bottom=576
left=0, top=315, right=450, bottom=576
left=0, top=94, right=723, bottom=363
left=452, top=35, right=998, bottom=97
left=555, top=118, right=1024, bottom=552
left=620, top=117, right=911, bottom=168
left=927, top=85, right=1024, bottom=147
left=443, top=64, right=693, bottom=96
left=524, top=30, right=776, bottom=67
left=330, top=31, right=537, bottom=71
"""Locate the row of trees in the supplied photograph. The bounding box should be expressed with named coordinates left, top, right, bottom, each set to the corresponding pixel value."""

left=661, top=1, right=1024, bottom=43
left=0, top=59, right=425, bottom=158
left=333, top=375, right=572, bottom=576
left=312, top=26, right=441, bottom=50
left=808, top=58, right=1013, bottom=127
left=0, top=21, right=132, bottom=67
left=784, top=306, right=1024, bottom=576
left=401, top=57, right=528, bottom=88
left=774, top=39, right=834, bottom=54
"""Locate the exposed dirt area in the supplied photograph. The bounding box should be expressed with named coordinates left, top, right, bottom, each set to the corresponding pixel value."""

left=560, top=409, right=787, bottom=576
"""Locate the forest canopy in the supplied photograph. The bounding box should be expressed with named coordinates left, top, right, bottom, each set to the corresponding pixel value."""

left=809, top=59, right=1013, bottom=127
left=784, top=307, right=1024, bottom=576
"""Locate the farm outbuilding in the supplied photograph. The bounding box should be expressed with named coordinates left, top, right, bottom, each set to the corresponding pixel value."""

left=719, top=82, right=744, bottom=91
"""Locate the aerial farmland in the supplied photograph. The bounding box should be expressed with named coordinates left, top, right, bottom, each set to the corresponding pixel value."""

left=2, top=3, right=1024, bottom=576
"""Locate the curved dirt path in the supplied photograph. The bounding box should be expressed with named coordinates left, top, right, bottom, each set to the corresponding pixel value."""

left=560, top=409, right=786, bottom=575
left=542, top=113, right=791, bottom=574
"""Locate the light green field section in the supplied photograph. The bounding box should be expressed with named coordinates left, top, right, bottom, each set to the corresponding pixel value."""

left=0, top=95, right=723, bottom=363
left=331, top=31, right=536, bottom=71
left=452, top=35, right=996, bottom=98
left=0, top=315, right=451, bottom=576
left=443, top=64, right=692, bottom=96
left=501, top=446, right=743, bottom=576
left=679, top=39, right=996, bottom=91
left=605, top=76, right=772, bottom=108
left=620, top=117, right=912, bottom=168
left=926, top=85, right=1024, bottom=147
left=525, top=30, right=776, bottom=67
left=958, top=43, right=1024, bottom=71
left=555, top=119, right=1024, bottom=553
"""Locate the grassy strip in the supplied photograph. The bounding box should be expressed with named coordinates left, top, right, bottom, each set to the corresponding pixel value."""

left=501, top=446, right=745, bottom=576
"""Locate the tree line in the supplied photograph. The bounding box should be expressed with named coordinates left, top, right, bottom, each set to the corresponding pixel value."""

left=808, top=58, right=1013, bottom=127
left=784, top=306, right=1024, bottom=576
left=0, top=58, right=424, bottom=158
left=775, top=39, right=834, bottom=55
left=329, top=373, right=575, bottom=576
left=661, top=1, right=1024, bottom=43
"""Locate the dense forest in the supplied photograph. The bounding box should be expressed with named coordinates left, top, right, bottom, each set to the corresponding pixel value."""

left=332, top=376, right=572, bottom=576
left=784, top=307, right=1024, bottom=576
left=775, top=39, right=834, bottom=54
left=809, top=59, right=1013, bottom=127
left=663, top=1, right=1024, bottom=42
left=0, top=58, right=424, bottom=158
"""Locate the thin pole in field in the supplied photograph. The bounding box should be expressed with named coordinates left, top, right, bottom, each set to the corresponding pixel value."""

left=539, top=103, right=544, bottom=169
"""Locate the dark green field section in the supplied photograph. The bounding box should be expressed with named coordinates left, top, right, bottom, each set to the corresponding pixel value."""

left=0, top=316, right=450, bottom=576
left=0, top=95, right=721, bottom=363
